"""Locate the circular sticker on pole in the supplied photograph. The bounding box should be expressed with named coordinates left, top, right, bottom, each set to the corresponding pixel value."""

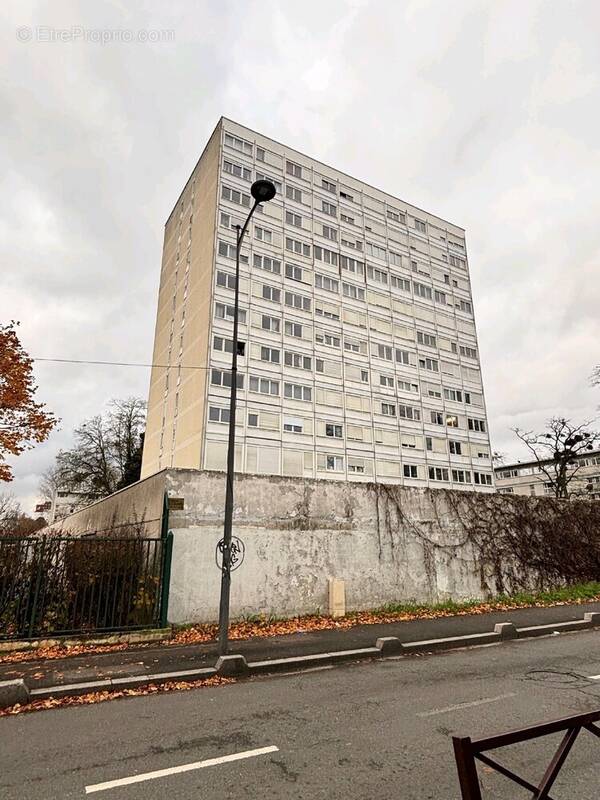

left=215, top=536, right=245, bottom=571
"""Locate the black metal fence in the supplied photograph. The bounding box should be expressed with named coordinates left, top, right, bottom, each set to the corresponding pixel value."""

left=0, top=534, right=173, bottom=640
left=453, top=708, right=600, bottom=799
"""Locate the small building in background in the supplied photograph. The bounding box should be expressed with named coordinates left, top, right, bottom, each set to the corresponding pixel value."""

left=494, top=450, right=600, bottom=499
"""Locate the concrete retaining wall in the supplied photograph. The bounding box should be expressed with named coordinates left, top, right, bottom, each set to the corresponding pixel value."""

left=165, top=470, right=521, bottom=624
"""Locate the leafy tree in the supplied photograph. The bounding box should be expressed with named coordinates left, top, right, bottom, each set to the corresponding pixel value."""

left=513, top=417, right=600, bottom=499
left=53, top=397, right=146, bottom=502
left=0, top=322, right=58, bottom=481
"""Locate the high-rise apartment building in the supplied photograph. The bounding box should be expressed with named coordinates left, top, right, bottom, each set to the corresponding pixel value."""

left=141, top=118, right=494, bottom=490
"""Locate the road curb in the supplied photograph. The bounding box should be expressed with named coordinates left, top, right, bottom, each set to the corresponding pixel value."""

left=3, top=612, right=600, bottom=709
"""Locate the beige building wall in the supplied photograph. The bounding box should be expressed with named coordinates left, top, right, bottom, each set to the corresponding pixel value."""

left=142, top=123, right=221, bottom=478
left=142, top=117, right=495, bottom=490
left=495, top=451, right=600, bottom=498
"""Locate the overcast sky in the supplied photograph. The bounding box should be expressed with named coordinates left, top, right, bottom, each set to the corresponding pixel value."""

left=2, top=0, right=599, bottom=511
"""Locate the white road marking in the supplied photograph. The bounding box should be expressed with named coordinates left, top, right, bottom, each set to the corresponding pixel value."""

left=417, top=692, right=517, bottom=718
left=84, top=745, right=279, bottom=794
left=587, top=675, right=600, bottom=680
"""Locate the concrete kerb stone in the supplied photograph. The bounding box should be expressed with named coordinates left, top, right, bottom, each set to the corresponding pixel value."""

left=215, top=654, right=249, bottom=677
left=584, top=612, right=600, bottom=626
left=494, top=622, right=518, bottom=640
left=403, top=631, right=501, bottom=654
left=376, top=637, right=406, bottom=655
left=0, top=679, right=30, bottom=709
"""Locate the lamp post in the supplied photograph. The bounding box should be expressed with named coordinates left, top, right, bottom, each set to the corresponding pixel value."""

left=218, top=179, right=277, bottom=656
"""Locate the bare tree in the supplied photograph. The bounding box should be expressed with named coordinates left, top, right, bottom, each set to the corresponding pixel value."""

left=52, top=397, right=146, bottom=503
left=513, top=417, right=600, bottom=499
left=0, top=494, right=45, bottom=537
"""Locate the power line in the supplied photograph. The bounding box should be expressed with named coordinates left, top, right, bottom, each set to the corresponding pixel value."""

left=33, top=357, right=216, bottom=370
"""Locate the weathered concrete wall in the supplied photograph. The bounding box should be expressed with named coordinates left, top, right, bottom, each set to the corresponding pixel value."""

left=48, top=471, right=168, bottom=537
left=164, top=469, right=511, bottom=624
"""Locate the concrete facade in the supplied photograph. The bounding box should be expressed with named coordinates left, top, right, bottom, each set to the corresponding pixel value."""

left=495, top=450, right=600, bottom=499
left=141, top=117, right=494, bottom=491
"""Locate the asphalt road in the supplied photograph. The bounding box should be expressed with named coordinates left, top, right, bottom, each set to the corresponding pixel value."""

left=2, top=631, right=600, bottom=799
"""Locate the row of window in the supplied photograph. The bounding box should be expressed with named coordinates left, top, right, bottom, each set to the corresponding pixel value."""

left=217, top=236, right=472, bottom=315
left=223, top=134, right=467, bottom=254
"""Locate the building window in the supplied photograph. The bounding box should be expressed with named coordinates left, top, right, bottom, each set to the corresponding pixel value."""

left=457, top=300, right=473, bottom=314
left=377, top=344, right=393, bottom=361
left=430, top=411, right=444, bottom=425
left=417, top=331, right=437, bottom=348
left=216, top=271, right=236, bottom=290
left=361, top=370, right=369, bottom=383
left=215, top=303, right=247, bottom=324
left=286, top=185, right=302, bottom=203
left=284, top=382, right=312, bottom=401
left=391, top=275, right=411, bottom=292
left=256, top=147, right=265, bottom=162
left=398, top=380, right=418, bottom=393
left=387, top=209, right=406, bottom=224
left=419, top=357, right=439, bottom=372
left=468, top=418, right=486, bottom=433
left=248, top=413, right=259, bottom=427
left=284, top=351, right=312, bottom=370
left=262, top=285, right=281, bottom=303
left=449, top=440, right=462, bottom=455
left=460, top=345, right=478, bottom=359
left=322, top=178, right=336, bottom=193
left=224, top=133, right=253, bottom=155
left=316, top=273, right=339, bottom=293
left=285, top=321, right=303, bottom=338
left=367, top=265, right=388, bottom=284
left=340, top=255, right=364, bottom=275
left=283, top=416, right=303, bottom=433
left=444, top=388, right=463, bottom=403
left=284, top=291, right=311, bottom=312
left=340, top=212, right=355, bottom=225
left=261, top=314, right=280, bottom=332
left=452, top=469, right=471, bottom=484
left=380, top=375, right=394, bottom=388
left=255, top=171, right=282, bottom=193
left=211, top=368, right=243, bottom=389
left=342, top=282, right=365, bottom=300
left=366, top=243, right=387, bottom=261
left=223, top=159, right=251, bottom=181
left=413, top=282, right=432, bottom=300
left=218, top=240, right=248, bottom=263
left=286, top=237, right=311, bottom=258
left=325, top=423, right=343, bottom=438
left=285, top=263, right=304, bottom=282
left=414, top=218, right=427, bottom=233
left=315, top=331, right=340, bottom=348
left=260, top=346, right=280, bottom=364
left=326, top=455, right=344, bottom=471
left=395, top=349, right=410, bottom=365
left=381, top=402, right=396, bottom=416
left=446, top=415, right=459, bottom=428
left=473, top=472, right=493, bottom=486
left=221, top=184, right=251, bottom=208
left=254, top=254, right=281, bottom=274
left=286, top=161, right=302, bottom=179
left=285, top=210, right=302, bottom=228
left=209, top=406, right=230, bottom=423
left=213, top=335, right=244, bottom=354
left=255, top=226, right=273, bottom=243
left=322, top=200, right=337, bottom=216
left=249, top=376, right=279, bottom=395
left=403, top=464, right=418, bottom=478
left=398, top=405, right=420, bottom=421
left=434, top=290, right=447, bottom=305
left=428, top=467, right=449, bottom=482
left=314, top=245, right=339, bottom=266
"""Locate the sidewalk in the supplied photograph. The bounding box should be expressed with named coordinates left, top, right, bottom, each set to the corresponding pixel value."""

left=2, top=601, right=600, bottom=692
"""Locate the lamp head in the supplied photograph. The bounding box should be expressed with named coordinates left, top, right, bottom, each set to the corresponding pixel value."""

left=251, top=179, right=276, bottom=203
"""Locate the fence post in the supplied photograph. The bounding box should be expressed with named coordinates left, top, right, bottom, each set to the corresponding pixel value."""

left=453, top=737, right=483, bottom=800
left=28, top=536, right=46, bottom=639
left=159, top=532, right=174, bottom=629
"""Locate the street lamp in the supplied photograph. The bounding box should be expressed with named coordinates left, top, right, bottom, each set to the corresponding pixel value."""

left=217, top=178, right=277, bottom=656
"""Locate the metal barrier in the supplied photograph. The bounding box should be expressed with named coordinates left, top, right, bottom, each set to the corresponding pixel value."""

left=0, top=533, right=173, bottom=639
left=453, top=709, right=600, bottom=799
